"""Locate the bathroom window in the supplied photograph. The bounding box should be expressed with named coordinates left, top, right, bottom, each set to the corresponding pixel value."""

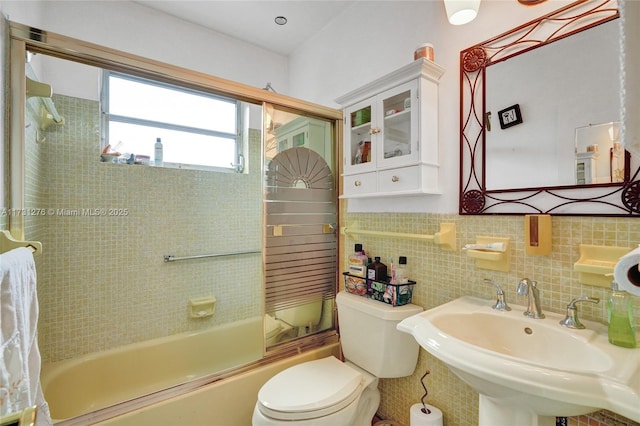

left=102, top=72, right=243, bottom=172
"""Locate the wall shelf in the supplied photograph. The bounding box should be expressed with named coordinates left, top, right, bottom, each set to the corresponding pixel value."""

left=574, top=244, right=632, bottom=288
left=466, top=236, right=510, bottom=272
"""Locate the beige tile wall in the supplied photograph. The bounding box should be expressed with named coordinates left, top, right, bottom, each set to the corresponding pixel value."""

left=341, top=211, right=639, bottom=426
left=24, top=95, right=263, bottom=363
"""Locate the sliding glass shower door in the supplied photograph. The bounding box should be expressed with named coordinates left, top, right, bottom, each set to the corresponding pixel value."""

left=263, top=105, right=338, bottom=348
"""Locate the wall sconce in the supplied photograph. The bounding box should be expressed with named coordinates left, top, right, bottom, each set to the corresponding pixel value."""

left=444, top=0, right=481, bottom=25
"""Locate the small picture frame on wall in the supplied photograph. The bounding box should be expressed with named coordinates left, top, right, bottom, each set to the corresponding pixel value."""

left=497, top=104, right=523, bottom=129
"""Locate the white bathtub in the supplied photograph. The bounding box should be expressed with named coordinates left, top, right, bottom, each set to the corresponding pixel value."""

left=41, top=317, right=264, bottom=421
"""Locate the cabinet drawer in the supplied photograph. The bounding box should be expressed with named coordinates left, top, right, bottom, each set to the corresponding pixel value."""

left=343, top=172, right=377, bottom=196
left=378, top=166, right=420, bottom=193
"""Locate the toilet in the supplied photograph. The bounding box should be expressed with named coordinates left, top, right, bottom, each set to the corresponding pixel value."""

left=253, top=291, right=423, bottom=425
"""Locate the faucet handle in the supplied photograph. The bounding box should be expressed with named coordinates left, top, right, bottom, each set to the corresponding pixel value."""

left=559, top=296, right=600, bottom=329
left=483, top=279, right=511, bottom=311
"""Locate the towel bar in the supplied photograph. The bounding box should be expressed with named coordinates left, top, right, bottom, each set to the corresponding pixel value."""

left=341, top=223, right=456, bottom=251
left=164, top=249, right=261, bottom=262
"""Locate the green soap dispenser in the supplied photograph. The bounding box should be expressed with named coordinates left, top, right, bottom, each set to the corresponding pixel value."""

left=607, top=281, right=637, bottom=348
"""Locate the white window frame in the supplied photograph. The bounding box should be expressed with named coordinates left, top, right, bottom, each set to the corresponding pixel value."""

left=101, top=71, right=244, bottom=173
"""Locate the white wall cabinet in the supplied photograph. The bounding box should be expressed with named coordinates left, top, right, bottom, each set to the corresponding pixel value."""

left=336, top=58, right=445, bottom=198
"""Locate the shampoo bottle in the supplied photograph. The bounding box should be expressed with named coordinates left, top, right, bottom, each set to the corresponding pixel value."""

left=608, top=281, right=637, bottom=348
left=389, top=258, right=397, bottom=284
left=348, top=244, right=367, bottom=277
left=154, top=137, right=163, bottom=166
left=396, top=256, right=409, bottom=284
left=367, top=257, right=387, bottom=283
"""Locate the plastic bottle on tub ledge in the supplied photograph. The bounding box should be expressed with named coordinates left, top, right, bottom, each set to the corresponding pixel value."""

left=347, top=244, right=368, bottom=295
left=154, top=137, right=163, bottom=166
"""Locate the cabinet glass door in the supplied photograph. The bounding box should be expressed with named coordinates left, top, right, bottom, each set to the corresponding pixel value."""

left=346, top=100, right=374, bottom=171
left=292, top=132, right=305, bottom=147
left=379, top=81, right=418, bottom=166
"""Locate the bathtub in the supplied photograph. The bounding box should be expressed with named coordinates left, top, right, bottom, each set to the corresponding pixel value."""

left=41, top=317, right=264, bottom=421
left=94, top=342, right=340, bottom=426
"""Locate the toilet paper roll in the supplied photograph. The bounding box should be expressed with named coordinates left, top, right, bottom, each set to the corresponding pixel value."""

left=614, top=245, right=640, bottom=296
left=410, top=403, right=443, bottom=426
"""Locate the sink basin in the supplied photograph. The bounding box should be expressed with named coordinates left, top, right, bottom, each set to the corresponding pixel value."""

left=430, top=311, right=613, bottom=373
left=398, top=296, right=640, bottom=426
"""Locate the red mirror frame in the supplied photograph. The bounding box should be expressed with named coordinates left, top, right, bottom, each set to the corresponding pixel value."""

left=458, top=0, right=640, bottom=215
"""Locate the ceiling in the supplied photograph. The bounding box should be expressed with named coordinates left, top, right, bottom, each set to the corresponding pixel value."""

left=134, top=1, right=355, bottom=56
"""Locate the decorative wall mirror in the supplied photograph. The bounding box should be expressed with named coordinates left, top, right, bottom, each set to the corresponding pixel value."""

left=459, top=0, right=640, bottom=215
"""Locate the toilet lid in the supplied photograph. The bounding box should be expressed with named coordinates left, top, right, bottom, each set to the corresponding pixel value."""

left=257, top=356, right=362, bottom=421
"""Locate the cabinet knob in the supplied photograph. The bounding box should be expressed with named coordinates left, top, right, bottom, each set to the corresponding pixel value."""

left=391, top=176, right=400, bottom=183
left=368, top=128, right=381, bottom=135
left=354, top=180, right=362, bottom=187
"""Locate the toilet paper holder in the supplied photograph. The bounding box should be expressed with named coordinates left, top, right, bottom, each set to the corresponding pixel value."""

left=574, top=244, right=632, bottom=288
left=614, top=245, right=640, bottom=296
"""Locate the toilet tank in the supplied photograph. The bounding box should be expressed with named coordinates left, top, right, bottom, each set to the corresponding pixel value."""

left=336, top=291, right=423, bottom=378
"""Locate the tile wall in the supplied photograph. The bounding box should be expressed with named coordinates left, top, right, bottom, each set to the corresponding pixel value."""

left=24, top=94, right=263, bottom=363
left=341, top=211, right=639, bottom=426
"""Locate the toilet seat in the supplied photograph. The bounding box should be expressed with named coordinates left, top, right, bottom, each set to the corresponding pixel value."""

left=257, top=356, right=363, bottom=421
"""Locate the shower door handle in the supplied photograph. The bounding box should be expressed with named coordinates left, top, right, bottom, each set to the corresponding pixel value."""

left=324, top=223, right=337, bottom=235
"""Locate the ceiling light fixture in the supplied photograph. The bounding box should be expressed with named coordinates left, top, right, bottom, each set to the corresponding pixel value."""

left=274, top=16, right=287, bottom=26
left=444, top=0, right=481, bottom=25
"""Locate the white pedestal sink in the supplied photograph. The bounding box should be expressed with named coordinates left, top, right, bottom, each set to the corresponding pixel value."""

left=397, top=296, right=640, bottom=426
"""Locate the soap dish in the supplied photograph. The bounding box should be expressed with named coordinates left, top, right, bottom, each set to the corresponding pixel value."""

left=189, top=296, right=216, bottom=318
left=574, top=244, right=631, bottom=288
left=466, top=236, right=510, bottom=272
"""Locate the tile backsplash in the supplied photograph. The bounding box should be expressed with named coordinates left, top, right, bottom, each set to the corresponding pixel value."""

left=341, top=210, right=639, bottom=426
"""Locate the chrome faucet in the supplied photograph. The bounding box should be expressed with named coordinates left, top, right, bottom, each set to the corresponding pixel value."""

left=483, top=278, right=511, bottom=311
left=516, top=278, right=545, bottom=319
left=559, top=296, right=600, bottom=329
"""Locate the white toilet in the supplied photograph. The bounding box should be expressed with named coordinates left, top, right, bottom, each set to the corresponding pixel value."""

left=253, top=291, right=423, bottom=425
